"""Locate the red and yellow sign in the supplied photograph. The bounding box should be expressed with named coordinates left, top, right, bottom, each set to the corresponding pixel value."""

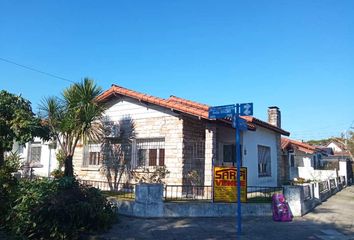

left=213, top=166, right=247, bottom=203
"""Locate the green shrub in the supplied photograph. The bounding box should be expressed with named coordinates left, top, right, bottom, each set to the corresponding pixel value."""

left=0, top=166, right=19, bottom=228
left=50, top=169, right=64, bottom=179
left=4, top=151, right=22, bottom=172
left=0, top=153, right=21, bottom=227
left=6, top=177, right=116, bottom=240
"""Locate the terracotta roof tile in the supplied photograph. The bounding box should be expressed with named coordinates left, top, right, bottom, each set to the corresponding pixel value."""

left=98, top=84, right=290, bottom=136
left=167, top=95, right=210, bottom=111
left=281, top=138, right=291, bottom=149
left=281, top=137, right=317, bottom=153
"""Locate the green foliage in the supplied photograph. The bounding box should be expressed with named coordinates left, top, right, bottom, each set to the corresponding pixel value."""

left=132, top=166, right=170, bottom=184
left=50, top=149, right=65, bottom=178
left=4, top=151, right=22, bottom=172
left=55, top=149, right=65, bottom=169
left=306, top=139, right=332, bottom=146
left=0, top=152, right=23, bottom=228
left=346, top=130, right=354, bottom=158
left=186, top=170, right=202, bottom=185
left=0, top=165, right=19, bottom=227
left=51, top=169, right=64, bottom=179
left=4, top=177, right=116, bottom=240
left=0, top=90, right=49, bottom=165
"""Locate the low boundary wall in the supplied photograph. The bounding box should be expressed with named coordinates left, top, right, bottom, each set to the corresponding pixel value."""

left=283, top=177, right=347, bottom=217
left=111, top=178, right=346, bottom=218
left=111, top=184, right=271, bottom=218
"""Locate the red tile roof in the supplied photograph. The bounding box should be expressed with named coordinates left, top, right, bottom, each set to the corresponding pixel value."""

left=98, top=84, right=290, bottom=136
left=281, top=137, right=317, bottom=153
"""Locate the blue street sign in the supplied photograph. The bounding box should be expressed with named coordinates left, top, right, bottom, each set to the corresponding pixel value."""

left=208, top=104, right=235, bottom=119
left=240, top=103, right=253, bottom=116
left=232, top=116, right=248, bottom=131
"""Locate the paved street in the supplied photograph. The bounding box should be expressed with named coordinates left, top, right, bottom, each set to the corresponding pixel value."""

left=99, top=186, right=354, bottom=240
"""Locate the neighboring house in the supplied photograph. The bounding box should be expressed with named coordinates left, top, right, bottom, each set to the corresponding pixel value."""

left=282, top=138, right=351, bottom=182
left=281, top=138, right=324, bottom=181
left=11, top=137, right=58, bottom=177
left=327, top=141, right=346, bottom=153
left=325, top=141, right=353, bottom=184
left=321, top=152, right=353, bottom=184
left=316, top=147, right=334, bottom=156
left=72, top=84, right=290, bottom=187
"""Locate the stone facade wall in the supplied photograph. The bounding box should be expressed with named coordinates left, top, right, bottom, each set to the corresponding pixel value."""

left=132, top=116, right=184, bottom=185
left=182, top=117, right=206, bottom=185
left=73, top=113, right=215, bottom=188
left=73, top=116, right=184, bottom=185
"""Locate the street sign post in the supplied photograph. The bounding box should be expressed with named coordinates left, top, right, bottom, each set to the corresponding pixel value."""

left=232, top=116, right=248, bottom=131
left=209, top=102, right=253, bottom=236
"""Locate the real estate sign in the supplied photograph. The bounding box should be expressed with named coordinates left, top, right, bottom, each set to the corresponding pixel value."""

left=213, top=166, right=247, bottom=203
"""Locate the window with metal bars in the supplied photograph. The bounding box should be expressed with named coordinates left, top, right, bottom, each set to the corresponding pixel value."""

left=88, top=144, right=101, bottom=166
left=29, top=144, right=41, bottom=163
left=134, top=138, right=165, bottom=167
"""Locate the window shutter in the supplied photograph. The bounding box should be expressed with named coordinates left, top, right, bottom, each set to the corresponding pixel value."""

left=149, top=149, right=157, bottom=166
left=159, top=149, right=165, bottom=166
left=83, top=145, right=89, bottom=167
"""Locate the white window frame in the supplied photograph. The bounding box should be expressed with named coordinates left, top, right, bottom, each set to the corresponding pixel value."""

left=88, top=144, right=101, bottom=166
left=29, top=143, right=42, bottom=163
left=258, top=145, right=271, bottom=177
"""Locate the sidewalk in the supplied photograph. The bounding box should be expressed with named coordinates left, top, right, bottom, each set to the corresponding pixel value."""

left=98, top=186, right=354, bottom=240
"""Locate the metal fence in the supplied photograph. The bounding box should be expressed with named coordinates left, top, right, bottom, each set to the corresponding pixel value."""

left=27, top=176, right=284, bottom=203
left=329, top=179, right=336, bottom=190
left=340, top=176, right=347, bottom=186
left=78, top=179, right=135, bottom=199
left=164, top=185, right=212, bottom=201
left=319, top=181, right=329, bottom=193
left=292, top=183, right=313, bottom=200
left=164, top=185, right=283, bottom=203
left=302, top=185, right=312, bottom=200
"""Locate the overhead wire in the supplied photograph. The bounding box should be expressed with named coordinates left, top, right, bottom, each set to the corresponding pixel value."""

left=0, top=57, right=75, bottom=84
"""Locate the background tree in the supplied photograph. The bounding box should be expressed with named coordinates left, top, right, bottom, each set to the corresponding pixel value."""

left=347, top=130, right=354, bottom=158
left=307, top=133, right=354, bottom=159
left=40, top=79, right=105, bottom=177
left=0, top=90, right=48, bottom=166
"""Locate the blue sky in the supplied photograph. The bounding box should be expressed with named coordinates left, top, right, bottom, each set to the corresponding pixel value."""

left=1, top=1, right=353, bottom=140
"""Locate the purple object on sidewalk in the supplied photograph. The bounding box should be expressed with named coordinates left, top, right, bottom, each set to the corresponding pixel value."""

left=272, top=193, right=293, bottom=222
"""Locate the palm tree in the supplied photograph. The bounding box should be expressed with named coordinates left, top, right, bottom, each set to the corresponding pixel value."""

left=40, top=78, right=106, bottom=177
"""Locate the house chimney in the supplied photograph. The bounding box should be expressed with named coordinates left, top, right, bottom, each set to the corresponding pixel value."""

left=268, top=106, right=281, bottom=128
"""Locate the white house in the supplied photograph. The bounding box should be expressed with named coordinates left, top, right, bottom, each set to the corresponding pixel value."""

left=327, top=141, right=346, bottom=153
left=281, top=138, right=350, bottom=182
left=11, top=137, right=58, bottom=177
left=72, top=85, right=290, bottom=187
